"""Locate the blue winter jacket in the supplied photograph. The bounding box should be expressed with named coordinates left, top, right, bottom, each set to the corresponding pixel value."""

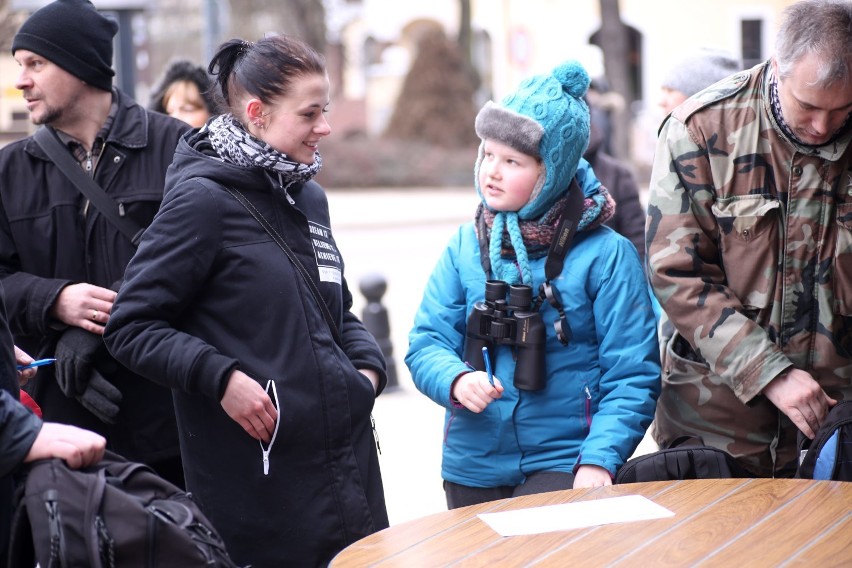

left=406, top=189, right=660, bottom=488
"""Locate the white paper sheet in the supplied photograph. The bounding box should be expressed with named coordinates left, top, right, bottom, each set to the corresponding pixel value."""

left=477, top=495, right=675, bottom=537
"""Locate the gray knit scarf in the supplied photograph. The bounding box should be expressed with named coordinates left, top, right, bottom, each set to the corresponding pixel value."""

left=207, top=114, right=322, bottom=191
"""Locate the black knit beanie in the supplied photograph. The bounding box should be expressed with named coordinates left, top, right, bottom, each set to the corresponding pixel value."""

left=12, top=0, right=118, bottom=91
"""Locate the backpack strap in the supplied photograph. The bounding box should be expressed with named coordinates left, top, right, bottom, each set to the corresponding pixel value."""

left=212, top=181, right=344, bottom=348
left=34, top=127, right=146, bottom=247
left=796, top=400, right=852, bottom=480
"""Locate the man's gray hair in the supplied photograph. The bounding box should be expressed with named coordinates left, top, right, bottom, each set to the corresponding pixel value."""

left=775, top=0, right=852, bottom=87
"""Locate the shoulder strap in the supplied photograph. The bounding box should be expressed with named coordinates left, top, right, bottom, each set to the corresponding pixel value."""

left=34, top=127, right=145, bottom=247
left=543, top=179, right=585, bottom=282
left=219, top=183, right=344, bottom=348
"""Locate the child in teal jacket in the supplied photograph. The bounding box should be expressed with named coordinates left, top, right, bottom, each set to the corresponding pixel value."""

left=405, top=60, right=660, bottom=508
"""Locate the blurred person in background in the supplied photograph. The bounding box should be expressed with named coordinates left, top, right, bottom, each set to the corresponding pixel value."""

left=149, top=59, right=219, bottom=128
left=584, top=94, right=645, bottom=263
left=658, top=47, right=741, bottom=116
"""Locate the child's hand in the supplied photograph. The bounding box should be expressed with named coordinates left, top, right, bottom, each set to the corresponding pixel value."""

left=573, top=464, right=613, bottom=488
left=451, top=371, right=503, bottom=413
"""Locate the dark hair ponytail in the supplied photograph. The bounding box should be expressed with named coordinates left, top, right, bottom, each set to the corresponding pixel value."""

left=208, top=39, right=251, bottom=109
left=208, top=35, right=326, bottom=116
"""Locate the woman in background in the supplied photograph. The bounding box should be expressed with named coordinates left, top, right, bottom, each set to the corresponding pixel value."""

left=149, top=59, right=219, bottom=127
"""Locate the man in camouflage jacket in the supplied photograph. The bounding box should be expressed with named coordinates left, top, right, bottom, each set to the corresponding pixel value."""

left=646, top=0, right=852, bottom=477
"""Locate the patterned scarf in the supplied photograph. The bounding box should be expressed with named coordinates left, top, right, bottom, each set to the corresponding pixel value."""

left=207, top=114, right=322, bottom=191
left=769, top=70, right=851, bottom=148
left=474, top=185, right=615, bottom=285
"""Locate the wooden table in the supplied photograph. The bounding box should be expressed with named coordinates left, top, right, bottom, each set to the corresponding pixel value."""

left=332, top=478, right=851, bottom=567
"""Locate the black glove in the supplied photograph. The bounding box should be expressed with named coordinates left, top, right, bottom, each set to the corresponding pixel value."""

left=54, top=327, right=123, bottom=423
left=76, top=368, right=122, bottom=424
left=54, top=327, right=104, bottom=397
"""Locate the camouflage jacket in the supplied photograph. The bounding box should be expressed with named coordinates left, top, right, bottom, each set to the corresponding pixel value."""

left=646, top=61, right=852, bottom=476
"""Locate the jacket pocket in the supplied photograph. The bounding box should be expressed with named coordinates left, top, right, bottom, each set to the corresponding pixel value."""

left=712, top=196, right=780, bottom=309
left=581, top=385, right=593, bottom=433
left=833, top=201, right=852, bottom=316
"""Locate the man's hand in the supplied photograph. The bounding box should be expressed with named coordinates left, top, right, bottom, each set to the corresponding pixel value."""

left=54, top=327, right=104, bottom=396
left=451, top=371, right=504, bottom=413
left=573, top=464, right=613, bottom=488
left=220, top=370, right=279, bottom=443
left=24, top=422, right=106, bottom=468
left=50, top=283, right=117, bottom=335
left=15, top=345, right=37, bottom=385
left=762, top=369, right=837, bottom=439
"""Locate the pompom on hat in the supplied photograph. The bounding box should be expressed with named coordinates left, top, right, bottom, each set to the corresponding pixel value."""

left=12, top=0, right=118, bottom=92
left=475, top=60, right=591, bottom=220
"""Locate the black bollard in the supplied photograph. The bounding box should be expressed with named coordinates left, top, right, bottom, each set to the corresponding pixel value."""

left=359, top=273, right=398, bottom=390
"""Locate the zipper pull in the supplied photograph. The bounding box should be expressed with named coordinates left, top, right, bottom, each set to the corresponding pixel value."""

left=118, top=203, right=125, bottom=217
left=278, top=172, right=296, bottom=204
left=371, top=414, right=381, bottom=455
left=263, top=449, right=270, bottom=475
left=584, top=385, right=592, bottom=400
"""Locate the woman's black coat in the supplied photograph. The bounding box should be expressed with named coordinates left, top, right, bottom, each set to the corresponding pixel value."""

left=104, top=129, right=389, bottom=567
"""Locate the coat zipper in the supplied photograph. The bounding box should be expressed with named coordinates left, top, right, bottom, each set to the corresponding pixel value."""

left=278, top=172, right=295, bottom=205
left=259, top=379, right=281, bottom=475
left=371, top=414, right=381, bottom=455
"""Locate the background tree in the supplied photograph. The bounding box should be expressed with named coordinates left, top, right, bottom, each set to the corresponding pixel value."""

left=227, top=0, right=326, bottom=54
left=383, top=27, right=478, bottom=148
left=597, top=0, right=631, bottom=160
left=457, top=0, right=480, bottom=92
left=0, top=0, right=25, bottom=50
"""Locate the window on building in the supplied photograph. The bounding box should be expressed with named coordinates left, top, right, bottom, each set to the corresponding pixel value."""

left=741, top=19, right=763, bottom=69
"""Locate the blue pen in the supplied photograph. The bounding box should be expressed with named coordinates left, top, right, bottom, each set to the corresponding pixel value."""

left=17, top=358, right=56, bottom=371
left=482, top=346, right=494, bottom=385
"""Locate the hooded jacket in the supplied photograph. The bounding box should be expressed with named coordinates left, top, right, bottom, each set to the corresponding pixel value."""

left=104, top=127, right=389, bottom=567
left=406, top=174, right=660, bottom=487
left=0, top=89, right=185, bottom=462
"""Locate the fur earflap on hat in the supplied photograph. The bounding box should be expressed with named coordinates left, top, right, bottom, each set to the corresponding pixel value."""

left=474, top=60, right=591, bottom=221
left=12, top=0, right=118, bottom=91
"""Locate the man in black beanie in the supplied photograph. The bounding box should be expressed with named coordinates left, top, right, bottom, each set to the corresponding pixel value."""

left=0, top=0, right=187, bottom=487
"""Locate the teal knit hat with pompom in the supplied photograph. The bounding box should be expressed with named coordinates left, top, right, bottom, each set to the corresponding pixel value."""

left=475, top=60, right=590, bottom=220
left=473, top=60, right=591, bottom=284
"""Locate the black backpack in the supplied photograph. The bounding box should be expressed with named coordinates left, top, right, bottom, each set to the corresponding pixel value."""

left=9, top=451, right=241, bottom=568
left=615, top=435, right=753, bottom=483
left=796, top=400, right=852, bottom=481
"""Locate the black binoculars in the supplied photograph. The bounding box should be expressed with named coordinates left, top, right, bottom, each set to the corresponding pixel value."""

left=463, top=280, right=547, bottom=391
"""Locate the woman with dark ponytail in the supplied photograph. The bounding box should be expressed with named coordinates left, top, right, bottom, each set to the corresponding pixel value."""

left=104, top=35, right=389, bottom=567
